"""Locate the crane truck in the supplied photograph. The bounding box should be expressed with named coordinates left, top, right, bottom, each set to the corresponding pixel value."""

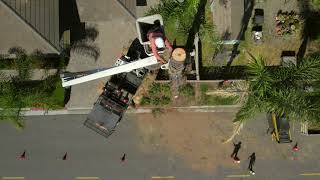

left=60, top=15, right=166, bottom=138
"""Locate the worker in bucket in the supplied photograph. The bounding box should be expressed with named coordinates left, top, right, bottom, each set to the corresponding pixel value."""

left=147, top=20, right=173, bottom=64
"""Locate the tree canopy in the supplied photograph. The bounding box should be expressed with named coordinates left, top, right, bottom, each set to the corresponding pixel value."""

left=234, top=56, right=320, bottom=124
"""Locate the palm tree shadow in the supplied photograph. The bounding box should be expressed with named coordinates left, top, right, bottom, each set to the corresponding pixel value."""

left=227, top=0, right=254, bottom=66
left=71, top=41, right=100, bottom=61
left=60, top=0, right=101, bottom=62
left=297, top=1, right=320, bottom=60
left=185, top=0, right=207, bottom=53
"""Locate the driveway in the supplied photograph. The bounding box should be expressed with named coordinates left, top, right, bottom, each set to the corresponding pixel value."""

left=65, top=0, right=137, bottom=108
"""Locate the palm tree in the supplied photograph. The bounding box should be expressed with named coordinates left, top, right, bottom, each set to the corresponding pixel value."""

left=224, top=56, right=320, bottom=143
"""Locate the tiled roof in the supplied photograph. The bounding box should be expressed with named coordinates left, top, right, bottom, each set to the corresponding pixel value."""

left=1, top=0, right=60, bottom=52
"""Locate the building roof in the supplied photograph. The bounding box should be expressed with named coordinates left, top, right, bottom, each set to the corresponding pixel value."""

left=212, top=0, right=244, bottom=41
left=0, top=0, right=60, bottom=54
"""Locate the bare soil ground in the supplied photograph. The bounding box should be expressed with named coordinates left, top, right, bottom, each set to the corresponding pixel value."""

left=135, top=112, right=235, bottom=173
left=134, top=111, right=320, bottom=174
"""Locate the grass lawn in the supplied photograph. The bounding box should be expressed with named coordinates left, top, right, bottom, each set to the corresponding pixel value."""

left=141, top=83, right=172, bottom=106
left=200, top=2, right=220, bottom=67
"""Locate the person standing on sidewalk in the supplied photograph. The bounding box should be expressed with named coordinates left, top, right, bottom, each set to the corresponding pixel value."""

left=248, top=152, right=256, bottom=175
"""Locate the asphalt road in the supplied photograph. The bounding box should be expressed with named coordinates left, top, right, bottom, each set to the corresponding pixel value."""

left=0, top=115, right=210, bottom=180
left=0, top=113, right=319, bottom=180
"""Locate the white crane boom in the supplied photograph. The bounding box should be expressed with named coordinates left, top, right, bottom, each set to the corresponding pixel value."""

left=61, top=56, right=158, bottom=87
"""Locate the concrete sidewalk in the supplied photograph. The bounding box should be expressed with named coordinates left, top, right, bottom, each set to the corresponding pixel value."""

left=21, top=105, right=241, bottom=116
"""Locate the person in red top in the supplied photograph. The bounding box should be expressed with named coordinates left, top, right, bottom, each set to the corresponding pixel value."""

left=147, top=20, right=173, bottom=64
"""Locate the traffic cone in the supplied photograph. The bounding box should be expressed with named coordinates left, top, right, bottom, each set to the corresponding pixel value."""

left=121, top=153, right=126, bottom=163
left=19, top=150, right=26, bottom=160
left=62, top=152, right=67, bottom=160
left=292, top=142, right=299, bottom=152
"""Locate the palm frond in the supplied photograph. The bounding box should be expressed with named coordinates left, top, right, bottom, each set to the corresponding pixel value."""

left=247, top=57, right=273, bottom=98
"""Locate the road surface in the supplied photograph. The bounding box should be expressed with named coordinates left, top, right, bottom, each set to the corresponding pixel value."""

left=0, top=115, right=210, bottom=180
left=0, top=113, right=319, bottom=180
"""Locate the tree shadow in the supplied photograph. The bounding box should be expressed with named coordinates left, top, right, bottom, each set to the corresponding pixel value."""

left=227, top=0, right=254, bottom=66
left=185, top=0, right=207, bottom=53
left=60, top=0, right=101, bottom=62
left=85, top=27, right=99, bottom=41
left=59, top=0, right=86, bottom=43
left=297, top=0, right=320, bottom=59
left=70, top=41, right=100, bottom=61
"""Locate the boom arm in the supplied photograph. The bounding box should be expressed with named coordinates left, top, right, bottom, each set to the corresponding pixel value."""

left=61, top=56, right=158, bottom=87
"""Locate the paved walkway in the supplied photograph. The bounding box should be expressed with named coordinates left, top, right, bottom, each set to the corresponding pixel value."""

left=66, top=0, right=137, bottom=108
left=65, top=0, right=164, bottom=108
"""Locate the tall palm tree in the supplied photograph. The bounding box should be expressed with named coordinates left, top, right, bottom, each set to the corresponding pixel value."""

left=224, top=56, right=320, bottom=143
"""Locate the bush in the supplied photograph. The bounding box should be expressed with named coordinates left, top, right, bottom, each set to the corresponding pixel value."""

left=179, top=83, right=195, bottom=99
left=312, top=0, right=320, bottom=8
left=141, top=83, right=172, bottom=106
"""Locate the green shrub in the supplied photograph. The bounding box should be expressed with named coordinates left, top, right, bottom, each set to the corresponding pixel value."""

left=312, top=0, right=320, bottom=8
left=141, top=83, right=172, bottom=106
left=179, top=83, right=195, bottom=99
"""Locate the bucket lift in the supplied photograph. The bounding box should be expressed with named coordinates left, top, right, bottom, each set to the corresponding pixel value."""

left=61, top=14, right=167, bottom=88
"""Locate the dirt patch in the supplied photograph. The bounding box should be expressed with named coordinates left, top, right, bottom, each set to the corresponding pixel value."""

left=134, top=111, right=314, bottom=173
left=135, top=111, right=238, bottom=173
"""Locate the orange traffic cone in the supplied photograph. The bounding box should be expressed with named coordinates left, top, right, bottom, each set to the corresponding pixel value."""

left=19, top=150, right=26, bottom=160
left=62, top=152, right=67, bottom=160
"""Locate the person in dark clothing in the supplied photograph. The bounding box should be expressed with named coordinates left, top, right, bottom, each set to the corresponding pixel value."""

left=121, top=153, right=126, bottom=162
left=248, top=152, right=256, bottom=175
left=231, top=141, right=242, bottom=158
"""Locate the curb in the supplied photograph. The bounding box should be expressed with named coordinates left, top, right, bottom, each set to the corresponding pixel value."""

left=21, top=105, right=241, bottom=116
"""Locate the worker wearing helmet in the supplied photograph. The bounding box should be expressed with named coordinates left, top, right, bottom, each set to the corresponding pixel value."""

left=147, top=20, right=173, bottom=64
